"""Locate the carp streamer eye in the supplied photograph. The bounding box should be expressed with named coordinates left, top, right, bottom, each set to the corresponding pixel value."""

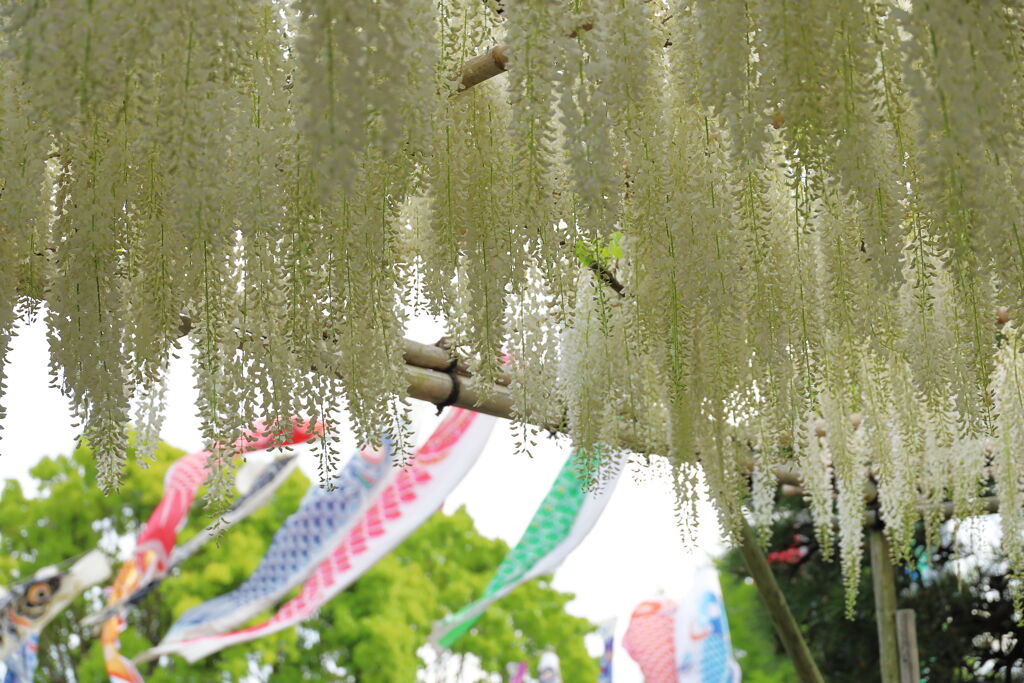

left=25, top=578, right=58, bottom=607
left=27, top=583, right=50, bottom=606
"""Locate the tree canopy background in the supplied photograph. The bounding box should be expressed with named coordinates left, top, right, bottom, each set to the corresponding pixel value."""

left=716, top=570, right=797, bottom=683
left=720, top=497, right=1024, bottom=682
left=0, top=441, right=598, bottom=681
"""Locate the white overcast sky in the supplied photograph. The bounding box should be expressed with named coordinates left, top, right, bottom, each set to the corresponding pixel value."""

left=0, top=314, right=725, bottom=682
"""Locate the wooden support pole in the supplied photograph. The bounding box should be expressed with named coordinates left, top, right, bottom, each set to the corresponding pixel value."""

left=737, top=519, right=825, bottom=683
left=896, top=609, right=920, bottom=683
left=869, top=528, right=901, bottom=683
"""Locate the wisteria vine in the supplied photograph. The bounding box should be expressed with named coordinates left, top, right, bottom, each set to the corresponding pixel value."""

left=2, top=0, right=1024, bottom=604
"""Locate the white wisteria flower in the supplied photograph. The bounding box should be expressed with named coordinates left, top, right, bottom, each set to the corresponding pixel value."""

left=1, top=0, right=1024, bottom=603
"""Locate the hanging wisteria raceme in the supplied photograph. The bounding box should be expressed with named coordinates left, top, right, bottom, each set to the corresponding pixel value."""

left=0, top=59, right=49, bottom=435
left=4, top=0, right=1024, bottom=604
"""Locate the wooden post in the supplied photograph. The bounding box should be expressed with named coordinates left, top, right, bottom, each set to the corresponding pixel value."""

left=896, top=609, right=920, bottom=683
left=737, top=519, right=825, bottom=683
left=869, top=528, right=901, bottom=683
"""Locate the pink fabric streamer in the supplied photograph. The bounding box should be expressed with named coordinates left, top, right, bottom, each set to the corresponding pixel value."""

left=623, top=598, right=679, bottom=683
left=144, top=408, right=496, bottom=663
left=103, top=418, right=323, bottom=683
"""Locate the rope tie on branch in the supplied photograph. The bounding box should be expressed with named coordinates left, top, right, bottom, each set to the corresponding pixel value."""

left=432, top=337, right=462, bottom=415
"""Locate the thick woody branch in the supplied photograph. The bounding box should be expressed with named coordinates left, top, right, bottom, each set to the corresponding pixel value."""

left=457, top=16, right=674, bottom=95
left=458, top=44, right=509, bottom=93
left=178, top=314, right=507, bottom=386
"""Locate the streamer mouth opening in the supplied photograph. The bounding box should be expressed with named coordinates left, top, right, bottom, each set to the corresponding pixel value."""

left=359, top=436, right=393, bottom=465
left=359, top=447, right=386, bottom=464
left=417, top=410, right=476, bottom=464
left=633, top=600, right=669, bottom=616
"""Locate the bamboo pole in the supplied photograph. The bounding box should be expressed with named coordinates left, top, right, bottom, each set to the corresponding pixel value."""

left=737, top=519, right=825, bottom=683
left=403, top=338, right=510, bottom=386
left=869, top=528, right=901, bottom=683
left=173, top=311, right=799, bottom=484
left=458, top=44, right=509, bottom=93
left=401, top=360, right=807, bottom=486
left=403, top=365, right=520, bottom=424
left=181, top=309, right=1004, bottom=515
left=455, top=12, right=595, bottom=95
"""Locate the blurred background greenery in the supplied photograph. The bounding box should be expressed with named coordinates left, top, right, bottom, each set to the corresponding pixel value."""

left=719, top=497, right=1024, bottom=682
left=12, top=441, right=1014, bottom=682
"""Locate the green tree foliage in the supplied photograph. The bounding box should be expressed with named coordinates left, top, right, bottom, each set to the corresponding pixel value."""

left=721, top=498, right=1024, bottom=682
left=0, top=441, right=597, bottom=681
left=716, top=570, right=796, bottom=683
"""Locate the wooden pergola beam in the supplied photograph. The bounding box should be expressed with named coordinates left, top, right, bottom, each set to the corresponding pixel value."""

left=400, top=350, right=804, bottom=484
